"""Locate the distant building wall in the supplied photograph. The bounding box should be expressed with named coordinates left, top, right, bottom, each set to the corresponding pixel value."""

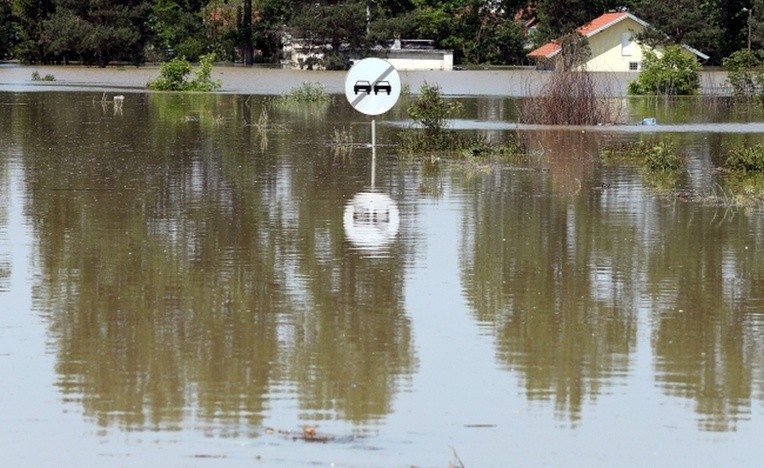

left=282, top=38, right=453, bottom=71
left=385, top=49, right=453, bottom=71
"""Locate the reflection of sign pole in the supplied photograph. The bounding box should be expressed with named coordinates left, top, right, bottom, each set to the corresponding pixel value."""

left=345, top=58, right=401, bottom=149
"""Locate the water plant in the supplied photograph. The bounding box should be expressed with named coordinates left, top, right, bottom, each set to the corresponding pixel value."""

left=600, top=137, right=683, bottom=171
left=399, top=83, right=526, bottom=158
left=147, top=53, right=221, bottom=91
left=279, top=82, right=330, bottom=104
left=31, top=71, right=55, bottom=81
left=724, top=143, right=764, bottom=173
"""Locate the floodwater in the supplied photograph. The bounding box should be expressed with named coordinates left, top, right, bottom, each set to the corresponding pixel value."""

left=1, top=82, right=763, bottom=467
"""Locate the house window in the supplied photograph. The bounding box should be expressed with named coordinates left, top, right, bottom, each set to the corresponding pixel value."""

left=622, top=32, right=633, bottom=56
left=629, top=62, right=640, bottom=71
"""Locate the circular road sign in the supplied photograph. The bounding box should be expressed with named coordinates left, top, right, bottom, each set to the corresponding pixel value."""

left=345, top=58, right=401, bottom=116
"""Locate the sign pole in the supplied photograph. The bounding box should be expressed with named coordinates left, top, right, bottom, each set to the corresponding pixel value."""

left=371, top=117, right=376, bottom=149
left=371, top=142, right=376, bottom=189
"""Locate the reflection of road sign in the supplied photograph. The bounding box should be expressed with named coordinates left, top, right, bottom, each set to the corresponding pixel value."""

left=343, top=192, right=400, bottom=253
left=345, top=58, right=401, bottom=116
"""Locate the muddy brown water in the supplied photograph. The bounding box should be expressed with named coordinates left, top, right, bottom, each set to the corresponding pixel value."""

left=0, top=69, right=763, bottom=467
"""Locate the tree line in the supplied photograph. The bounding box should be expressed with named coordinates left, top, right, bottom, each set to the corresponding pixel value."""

left=0, top=0, right=761, bottom=68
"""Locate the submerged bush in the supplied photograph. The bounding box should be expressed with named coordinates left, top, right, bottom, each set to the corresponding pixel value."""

left=725, top=143, right=764, bottom=172
left=31, top=71, right=55, bottom=81
left=408, top=83, right=463, bottom=135
left=521, top=70, right=616, bottom=125
left=279, top=82, right=331, bottom=103
left=601, top=137, right=683, bottom=171
left=723, top=49, right=764, bottom=103
left=147, top=53, right=221, bottom=91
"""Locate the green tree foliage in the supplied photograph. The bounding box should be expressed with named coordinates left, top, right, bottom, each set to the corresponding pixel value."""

left=289, top=0, right=368, bottom=69
left=148, top=0, right=207, bottom=61
left=723, top=48, right=764, bottom=101
left=0, top=0, right=13, bottom=59
left=630, top=0, right=722, bottom=63
left=3, top=0, right=759, bottom=67
left=35, top=0, right=151, bottom=66
left=535, top=0, right=623, bottom=42
left=12, top=0, right=55, bottom=63
left=628, top=45, right=702, bottom=95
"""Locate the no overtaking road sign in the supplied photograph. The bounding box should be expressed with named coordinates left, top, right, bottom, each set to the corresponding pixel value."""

left=345, top=58, right=401, bottom=116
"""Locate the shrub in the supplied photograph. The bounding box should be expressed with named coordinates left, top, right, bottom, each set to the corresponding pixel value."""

left=723, top=49, right=764, bottom=103
left=521, top=70, right=615, bottom=125
left=725, top=143, right=764, bottom=172
left=31, top=71, right=55, bottom=81
left=407, top=83, right=463, bottom=137
left=279, top=82, right=330, bottom=103
left=600, top=137, right=683, bottom=171
left=628, top=45, right=701, bottom=95
left=147, top=53, right=221, bottom=91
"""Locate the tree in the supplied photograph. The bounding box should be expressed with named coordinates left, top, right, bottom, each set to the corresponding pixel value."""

left=535, top=0, right=624, bottom=42
left=289, top=0, right=368, bottom=69
left=630, top=0, right=722, bottom=63
left=12, top=0, right=55, bottom=63
left=147, top=0, right=207, bottom=61
left=0, top=0, right=13, bottom=59
left=40, top=0, right=151, bottom=67
left=627, top=45, right=702, bottom=95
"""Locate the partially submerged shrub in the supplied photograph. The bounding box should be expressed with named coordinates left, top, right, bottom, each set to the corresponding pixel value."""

left=601, top=137, right=683, bottom=171
left=147, top=53, right=221, bottom=91
left=408, top=83, right=463, bottom=137
left=628, top=46, right=701, bottom=96
left=279, top=82, right=331, bottom=104
left=521, top=70, right=616, bottom=125
left=723, top=49, right=764, bottom=103
left=725, top=143, right=764, bottom=172
left=31, top=71, right=55, bottom=81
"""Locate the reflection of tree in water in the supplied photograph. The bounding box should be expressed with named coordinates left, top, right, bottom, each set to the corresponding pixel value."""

left=17, top=92, right=414, bottom=432
left=459, top=164, right=637, bottom=423
left=648, top=205, right=764, bottom=431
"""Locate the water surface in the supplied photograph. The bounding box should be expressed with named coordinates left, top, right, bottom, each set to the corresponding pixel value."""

left=1, top=91, right=763, bottom=466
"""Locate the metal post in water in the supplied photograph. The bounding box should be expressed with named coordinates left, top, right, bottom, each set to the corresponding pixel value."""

left=371, top=117, right=376, bottom=149
left=371, top=143, right=376, bottom=189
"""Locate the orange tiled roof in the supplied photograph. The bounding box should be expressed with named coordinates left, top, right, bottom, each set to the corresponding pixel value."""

left=528, top=12, right=633, bottom=58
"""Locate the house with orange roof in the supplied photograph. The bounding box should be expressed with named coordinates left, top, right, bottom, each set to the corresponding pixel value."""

left=528, top=11, right=709, bottom=72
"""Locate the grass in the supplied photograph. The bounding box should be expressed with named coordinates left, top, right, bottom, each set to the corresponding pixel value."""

left=279, top=82, right=331, bottom=104
left=724, top=143, right=764, bottom=173
left=600, top=137, right=683, bottom=171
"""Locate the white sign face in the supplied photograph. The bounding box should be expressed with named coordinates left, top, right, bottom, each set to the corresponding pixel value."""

left=345, top=58, right=401, bottom=116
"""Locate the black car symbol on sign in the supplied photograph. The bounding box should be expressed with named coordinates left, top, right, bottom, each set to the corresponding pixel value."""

left=373, top=81, right=392, bottom=95
left=353, top=80, right=372, bottom=94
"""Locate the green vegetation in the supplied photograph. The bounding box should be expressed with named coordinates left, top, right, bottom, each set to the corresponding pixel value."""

left=601, top=137, right=683, bottom=171
left=407, top=83, right=463, bottom=137
left=725, top=143, right=764, bottom=173
left=31, top=71, right=55, bottom=81
left=723, top=49, right=764, bottom=103
left=278, top=82, right=331, bottom=104
left=147, top=54, right=221, bottom=92
left=1, top=1, right=758, bottom=68
left=628, top=46, right=702, bottom=96
left=399, top=83, right=525, bottom=158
